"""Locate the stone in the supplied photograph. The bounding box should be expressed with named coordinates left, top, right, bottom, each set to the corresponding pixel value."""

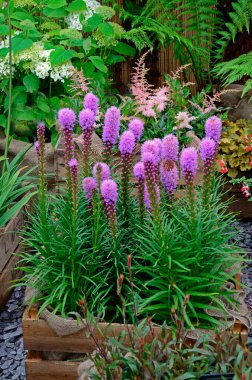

left=220, top=84, right=252, bottom=121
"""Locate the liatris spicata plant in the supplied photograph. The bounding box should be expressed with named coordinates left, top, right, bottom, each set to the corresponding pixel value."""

left=84, top=92, right=99, bottom=116
left=133, top=162, right=145, bottom=222
left=141, top=140, right=160, bottom=183
left=93, top=162, right=110, bottom=193
left=69, top=158, right=78, bottom=272
left=58, top=108, right=76, bottom=187
left=101, top=179, right=118, bottom=239
left=119, top=130, right=135, bottom=220
left=160, top=160, right=179, bottom=197
left=129, top=118, right=144, bottom=143
left=205, top=116, right=222, bottom=144
left=141, top=150, right=161, bottom=228
left=200, top=137, right=216, bottom=207
left=79, top=108, right=95, bottom=177
left=143, top=183, right=160, bottom=212
left=180, top=147, right=198, bottom=227
left=82, top=177, right=97, bottom=206
left=102, top=106, right=120, bottom=161
left=161, top=134, right=179, bottom=162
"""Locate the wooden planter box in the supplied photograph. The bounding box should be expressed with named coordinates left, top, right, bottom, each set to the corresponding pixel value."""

left=23, top=300, right=248, bottom=380
left=0, top=205, right=28, bottom=309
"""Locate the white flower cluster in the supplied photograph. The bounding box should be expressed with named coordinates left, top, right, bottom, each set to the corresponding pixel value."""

left=65, top=0, right=100, bottom=30
left=0, top=41, right=73, bottom=82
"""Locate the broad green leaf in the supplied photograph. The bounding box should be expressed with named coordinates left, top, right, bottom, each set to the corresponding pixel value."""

left=0, top=25, right=9, bottom=35
left=113, top=41, right=135, bottom=57
left=0, top=115, right=7, bottom=128
left=50, top=46, right=75, bottom=66
left=11, top=12, right=34, bottom=22
left=0, top=13, right=5, bottom=23
left=67, top=0, right=87, bottom=12
left=12, top=38, right=33, bottom=53
left=107, top=54, right=125, bottom=64
left=43, top=7, right=67, bottom=18
left=0, top=47, right=8, bottom=58
left=99, top=22, right=114, bottom=37
left=16, top=110, right=37, bottom=121
left=23, top=74, right=40, bottom=93
left=83, top=61, right=94, bottom=76
left=83, top=37, right=91, bottom=53
left=87, top=13, right=103, bottom=30
left=89, top=56, right=108, bottom=73
left=36, top=97, right=50, bottom=113
left=46, top=0, right=66, bottom=9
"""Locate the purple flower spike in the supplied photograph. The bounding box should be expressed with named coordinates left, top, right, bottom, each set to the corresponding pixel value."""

left=82, top=177, right=97, bottom=203
left=101, top=179, right=118, bottom=204
left=58, top=108, right=76, bottom=129
left=69, top=158, right=78, bottom=208
left=200, top=137, right=216, bottom=163
left=161, top=134, right=179, bottom=161
left=129, top=118, right=144, bottom=142
left=37, top=122, right=45, bottom=137
left=205, top=116, right=222, bottom=143
left=79, top=109, right=95, bottom=131
left=93, top=162, right=110, bottom=182
left=84, top=92, right=99, bottom=116
left=102, top=106, right=121, bottom=146
left=144, top=184, right=160, bottom=212
left=69, top=158, right=78, bottom=169
left=101, top=179, right=118, bottom=236
left=133, top=162, right=145, bottom=181
left=180, top=147, right=198, bottom=184
left=160, top=160, right=179, bottom=195
left=141, top=140, right=160, bottom=166
left=119, top=131, right=135, bottom=155
left=34, top=141, right=40, bottom=158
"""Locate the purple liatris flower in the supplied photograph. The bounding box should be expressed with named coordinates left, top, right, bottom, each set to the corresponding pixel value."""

left=144, top=184, right=160, bottom=212
left=160, top=160, right=179, bottom=195
left=102, top=106, right=121, bottom=159
left=58, top=108, right=76, bottom=178
left=101, top=179, right=118, bottom=237
left=141, top=140, right=160, bottom=166
left=37, top=122, right=45, bottom=139
left=93, top=162, right=110, bottom=183
left=119, top=131, right=135, bottom=155
left=79, top=109, right=95, bottom=131
left=180, top=147, right=198, bottom=185
left=58, top=108, right=76, bottom=129
left=82, top=177, right=97, bottom=204
left=119, top=131, right=135, bottom=218
left=133, top=162, right=145, bottom=220
left=84, top=92, right=99, bottom=116
left=34, top=141, right=40, bottom=159
left=161, top=134, right=179, bottom=161
left=133, top=162, right=145, bottom=181
left=205, top=116, right=222, bottom=143
left=69, top=158, right=78, bottom=209
left=129, top=118, right=144, bottom=143
left=200, top=137, right=216, bottom=164
left=79, top=109, right=95, bottom=176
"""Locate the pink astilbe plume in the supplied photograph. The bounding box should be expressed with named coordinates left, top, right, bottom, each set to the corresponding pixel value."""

left=68, top=67, right=89, bottom=98
left=174, top=112, right=195, bottom=130
left=130, top=52, right=169, bottom=119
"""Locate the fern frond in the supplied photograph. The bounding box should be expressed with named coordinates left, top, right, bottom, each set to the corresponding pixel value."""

left=214, top=0, right=252, bottom=60
left=214, top=51, right=252, bottom=97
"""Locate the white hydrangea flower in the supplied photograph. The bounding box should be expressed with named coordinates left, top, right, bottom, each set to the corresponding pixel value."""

left=65, top=0, right=100, bottom=30
left=32, top=62, right=51, bottom=79
left=50, top=63, right=74, bottom=82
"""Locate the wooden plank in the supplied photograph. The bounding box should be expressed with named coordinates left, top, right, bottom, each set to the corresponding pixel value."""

left=0, top=250, right=23, bottom=309
left=0, top=207, right=24, bottom=272
left=26, top=352, right=79, bottom=380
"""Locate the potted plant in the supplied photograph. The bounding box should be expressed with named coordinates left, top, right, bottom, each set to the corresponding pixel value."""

left=21, top=93, right=247, bottom=379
